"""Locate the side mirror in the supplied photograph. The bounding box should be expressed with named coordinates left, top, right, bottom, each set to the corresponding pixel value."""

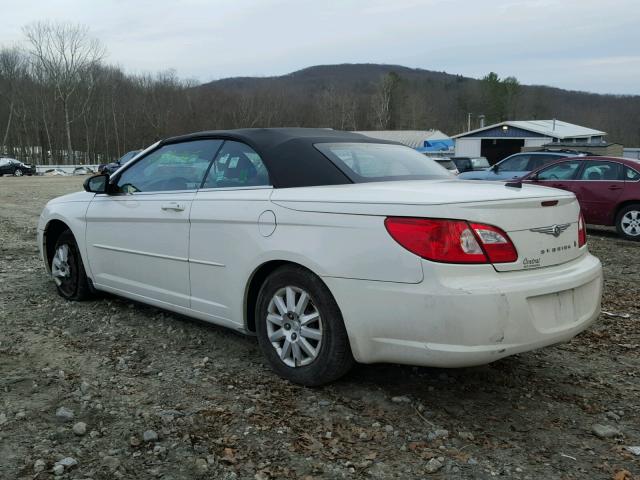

left=529, top=173, right=539, bottom=182
left=491, top=164, right=499, bottom=172
left=84, top=173, right=109, bottom=193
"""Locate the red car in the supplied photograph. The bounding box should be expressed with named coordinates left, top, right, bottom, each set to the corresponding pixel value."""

left=524, top=156, right=640, bottom=240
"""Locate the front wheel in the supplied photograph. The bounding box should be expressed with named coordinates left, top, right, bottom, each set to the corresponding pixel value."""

left=51, top=230, right=93, bottom=300
left=255, top=266, right=354, bottom=386
left=14, top=168, right=23, bottom=176
left=616, top=204, right=640, bottom=241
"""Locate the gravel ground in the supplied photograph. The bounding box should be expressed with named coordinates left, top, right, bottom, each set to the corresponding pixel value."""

left=1, top=175, right=639, bottom=480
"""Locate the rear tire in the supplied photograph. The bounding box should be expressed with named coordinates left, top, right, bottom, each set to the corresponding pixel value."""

left=615, top=204, right=640, bottom=241
left=51, top=230, right=93, bottom=300
left=255, top=265, right=354, bottom=386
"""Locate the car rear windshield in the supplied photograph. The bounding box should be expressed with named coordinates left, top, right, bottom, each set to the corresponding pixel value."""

left=315, top=143, right=451, bottom=182
left=435, top=159, right=457, bottom=170
left=470, top=157, right=490, bottom=168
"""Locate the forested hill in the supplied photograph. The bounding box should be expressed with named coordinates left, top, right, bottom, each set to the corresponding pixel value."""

left=201, top=63, right=640, bottom=145
left=2, top=38, right=639, bottom=167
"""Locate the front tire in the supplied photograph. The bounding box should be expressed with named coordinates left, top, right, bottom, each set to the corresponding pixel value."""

left=14, top=168, right=23, bottom=176
left=615, top=204, right=640, bottom=241
left=255, top=266, right=354, bottom=386
left=51, top=230, right=92, bottom=300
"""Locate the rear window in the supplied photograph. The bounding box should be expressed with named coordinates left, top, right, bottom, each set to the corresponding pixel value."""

left=580, top=161, right=624, bottom=181
left=626, top=166, right=640, bottom=181
left=434, top=159, right=457, bottom=170
left=470, top=157, right=490, bottom=169
left=315, top=143, right=451, bottom=182
left=499, top=154, right=530, bottom=171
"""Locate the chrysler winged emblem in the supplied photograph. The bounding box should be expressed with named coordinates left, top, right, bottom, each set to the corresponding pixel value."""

left=529, top=223, right=570, bottom=238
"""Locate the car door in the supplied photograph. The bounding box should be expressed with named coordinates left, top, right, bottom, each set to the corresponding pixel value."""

left=85, top=139, right=222, bottom=307
left=574, top=160, right=625, bottom=225
left=189, top=140, right=273, bottom=327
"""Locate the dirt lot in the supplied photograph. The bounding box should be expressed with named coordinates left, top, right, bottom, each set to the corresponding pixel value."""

left=1, top=175, right=639, bottom=480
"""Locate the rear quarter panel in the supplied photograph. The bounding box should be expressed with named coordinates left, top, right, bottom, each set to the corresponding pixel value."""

left=267, top=203, right=424, bottom=284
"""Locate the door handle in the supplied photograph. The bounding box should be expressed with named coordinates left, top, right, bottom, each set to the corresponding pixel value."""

left=161, top=202, right=186, bottom=212
left=608, top=185, right=623, bottom=191
left=552, top=183, right=567, bottom=189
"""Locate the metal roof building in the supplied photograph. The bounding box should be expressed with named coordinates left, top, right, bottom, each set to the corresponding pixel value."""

left=453, top=119, right=606, bottom=165
left=355, top=130, right=450, bottom=149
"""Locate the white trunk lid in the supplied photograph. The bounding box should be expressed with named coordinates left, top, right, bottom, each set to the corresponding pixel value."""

left=457, top=196, right=583, bottom=272
left=272, top=180, right=584, bottom=272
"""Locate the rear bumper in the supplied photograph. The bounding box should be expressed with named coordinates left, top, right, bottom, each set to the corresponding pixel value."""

left=323, top=252, right=602, bottom=367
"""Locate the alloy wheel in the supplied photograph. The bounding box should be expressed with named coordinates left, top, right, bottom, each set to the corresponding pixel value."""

left=621, top=210, right=640, bottom=237
left=14, top=169, right=23, bottom=176
left=51, top=244, right=76, bottom=295
left=265, top=286, right=323, bottom=367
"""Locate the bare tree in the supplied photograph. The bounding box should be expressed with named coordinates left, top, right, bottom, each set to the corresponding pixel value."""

left=0, top=47, right=27, bottom=153
left=23, top=21, right=105, bottom=163
left=372, top=72, right=400, bottom=129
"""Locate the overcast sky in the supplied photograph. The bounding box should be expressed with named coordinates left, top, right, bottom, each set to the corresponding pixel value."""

left=0, top=0, right=638, bottom=95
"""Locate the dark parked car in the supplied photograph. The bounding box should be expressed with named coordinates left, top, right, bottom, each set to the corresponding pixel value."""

left=0, top=157, right=35, bottom=176
left=457, top=151, right=580, bottom=181
left=524, top=156, right=640, bottom=240
left=98, top=150, right=141, bottom=175
left=450, top=156, right=490, bottom=173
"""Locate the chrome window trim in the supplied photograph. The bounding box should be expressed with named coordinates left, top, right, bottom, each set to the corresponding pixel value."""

left=95, top=189, right=197, bottom=197
left=196, top=185, right=274, bottom=193
left=93, top=186, right=275, bottom=198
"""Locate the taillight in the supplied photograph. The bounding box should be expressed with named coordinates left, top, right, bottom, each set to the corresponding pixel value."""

left=578, top=211, right=586, bottom=247
left=384, top=217, right=518, bottom=264
left=469, top=223, right=519, bottom=263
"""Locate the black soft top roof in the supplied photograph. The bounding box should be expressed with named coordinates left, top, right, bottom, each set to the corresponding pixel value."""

left=161, top=128, right=400, bottom=188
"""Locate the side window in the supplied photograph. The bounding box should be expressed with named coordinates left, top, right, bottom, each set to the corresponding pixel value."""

left=527, top=155, right=561, bottom=171
left=625, top=166, right=640, bottom=181
left=499, top=154, right=530, bottom=171
left=537, top=161, right=581, bottom=180
left=0, top=159, right=9, bottom=167
left=579, top=161, right=624, bottom=181
left=202, top=141, right=270, bottom=189
left=115, top=140, right=222, bottom=193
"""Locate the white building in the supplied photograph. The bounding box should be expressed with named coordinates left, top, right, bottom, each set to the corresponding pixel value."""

left=453, top=119, right=606, bottom=165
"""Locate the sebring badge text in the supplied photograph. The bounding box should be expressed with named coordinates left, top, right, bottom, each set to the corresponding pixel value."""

left=522, top=241, right=578, bottom=269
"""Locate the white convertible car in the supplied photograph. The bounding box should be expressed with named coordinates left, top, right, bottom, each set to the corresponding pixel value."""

left=38, top=129, right=603, bottom=385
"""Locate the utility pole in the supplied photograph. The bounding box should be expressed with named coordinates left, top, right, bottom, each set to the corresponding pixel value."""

left=467, top=113, right=472, bottom=132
